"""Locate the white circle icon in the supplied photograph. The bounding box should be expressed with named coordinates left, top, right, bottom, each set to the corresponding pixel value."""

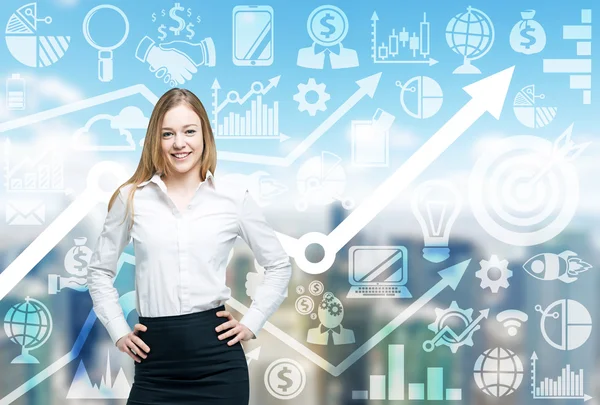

left=469, top=134, right=580, bottom=246
left=264, top=358, right=306, bottom=400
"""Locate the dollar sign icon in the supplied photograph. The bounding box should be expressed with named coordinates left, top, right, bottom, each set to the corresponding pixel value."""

left=295, top=295, right=313, bottom=315
left=185, top=22, right=195, bottom=40
left=308, top=5, right=348, bottom=47
left=277, top=367, right=293, bottom=392
left=266, top=359, right=306, bottom=399
left=319, top=13, right=336, bottom=39
left=73, top=246, right=87, bottom=275
left=309, top=280, right=323, bottom=296
left=187, top=7, right=192, bottom=18
left=520, top=21, right=536, bottom=49
left=157, top=24, right=167, bottom=41
left=151, top=12, right=156, bottom=22
left=169, top=3, right=186, bottom=36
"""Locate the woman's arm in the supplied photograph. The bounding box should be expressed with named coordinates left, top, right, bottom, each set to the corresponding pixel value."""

left=87, top=188, right=133, bottom=346
left=236, top=189, right=293, bottom=338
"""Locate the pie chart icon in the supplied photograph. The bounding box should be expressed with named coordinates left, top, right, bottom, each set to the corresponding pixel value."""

left=535, top=299, right=592, bottom=351
left=396, top=76, right=443, bottom=119
left=5, top=3, right=71, bottom=67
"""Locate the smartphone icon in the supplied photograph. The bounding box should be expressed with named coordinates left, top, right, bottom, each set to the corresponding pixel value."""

left=232, top=5, right=274, bottom=66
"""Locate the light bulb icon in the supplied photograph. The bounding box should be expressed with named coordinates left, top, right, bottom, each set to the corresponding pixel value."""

left=411, top=180, right=462, bottom=263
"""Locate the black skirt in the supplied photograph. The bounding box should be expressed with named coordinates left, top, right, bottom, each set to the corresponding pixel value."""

left=127, top=305, right=249, bottom=405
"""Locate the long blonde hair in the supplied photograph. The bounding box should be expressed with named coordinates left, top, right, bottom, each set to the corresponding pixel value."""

left=107, top=88, right=217, bottom=232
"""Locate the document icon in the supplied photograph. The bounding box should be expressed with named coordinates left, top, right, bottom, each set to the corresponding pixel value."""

left=351, top=109, right=395, bottom=167
left=347, top=246, right=411, bottom=299
left=6, top=199, right=45, bottom=225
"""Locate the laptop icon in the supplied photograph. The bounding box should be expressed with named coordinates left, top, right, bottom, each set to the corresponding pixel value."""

left=347, top=246, right=412, bottom=299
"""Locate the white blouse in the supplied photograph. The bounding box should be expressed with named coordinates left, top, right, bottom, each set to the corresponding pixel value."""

left=87, top=170, right=292, bottom=345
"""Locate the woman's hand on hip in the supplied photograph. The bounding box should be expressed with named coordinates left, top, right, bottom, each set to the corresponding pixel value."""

left=215, top=310, right=255, bottom=345
left=116, top=323, right=151, bottom=363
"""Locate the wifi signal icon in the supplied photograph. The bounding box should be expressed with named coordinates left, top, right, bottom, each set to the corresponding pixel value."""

left=497, top=310, right=528, bottom=337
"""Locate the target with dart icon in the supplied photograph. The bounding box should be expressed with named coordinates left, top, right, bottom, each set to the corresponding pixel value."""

left=469, top=124, right=590, bottom=246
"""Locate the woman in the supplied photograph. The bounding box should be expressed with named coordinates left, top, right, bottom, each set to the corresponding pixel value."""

left=87, top=88, right=292, bottom=404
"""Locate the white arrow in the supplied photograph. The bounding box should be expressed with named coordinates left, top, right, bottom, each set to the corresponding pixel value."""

left=327, top=67, right=514, bottom=253
left=228, top=259, right=470, bottom=376
left=245, top=346, right=261, bottom=366
left=218, top=72, right=381, bottom=166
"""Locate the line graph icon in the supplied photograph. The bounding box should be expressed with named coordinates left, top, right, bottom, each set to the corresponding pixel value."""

left=211, top=75, right=287, bottom=140
left=371, top=11, right=437, bottom=65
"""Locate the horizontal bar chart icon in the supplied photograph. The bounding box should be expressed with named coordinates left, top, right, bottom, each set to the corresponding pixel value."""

left=542, top=9, right=592, bottom=104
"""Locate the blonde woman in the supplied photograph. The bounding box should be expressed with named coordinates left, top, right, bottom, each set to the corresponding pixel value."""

left=87, top=88, right=292, bottom=404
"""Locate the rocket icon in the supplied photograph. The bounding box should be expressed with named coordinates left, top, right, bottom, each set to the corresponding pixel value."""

left=523, top=250, right=592, bottom=283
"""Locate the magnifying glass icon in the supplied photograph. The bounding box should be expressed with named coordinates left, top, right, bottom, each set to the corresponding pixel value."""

left=83, top=5, right=129, bottom=82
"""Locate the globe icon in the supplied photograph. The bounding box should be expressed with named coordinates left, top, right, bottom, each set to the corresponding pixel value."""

left=4, top=296, right=53, bottom=364
left=445, top=6, right=494, bottom=74
left=473, top=347, right=523, bottom=397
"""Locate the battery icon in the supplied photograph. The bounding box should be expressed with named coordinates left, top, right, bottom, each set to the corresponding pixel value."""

left=6, top=73, right=26, bottom=110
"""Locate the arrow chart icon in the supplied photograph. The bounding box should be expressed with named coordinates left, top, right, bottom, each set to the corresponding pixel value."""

left=422, top=308, right=490, bottom=353
left=531, top=352, right=592, bottom=402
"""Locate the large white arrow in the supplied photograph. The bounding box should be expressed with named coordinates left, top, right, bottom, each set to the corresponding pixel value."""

left=330, top=66, right=514, bottom=251
left=295, top=66, right=515, bottom=274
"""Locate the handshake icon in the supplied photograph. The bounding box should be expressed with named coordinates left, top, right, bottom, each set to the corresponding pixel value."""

left=135, top=35, right=216, bottom=87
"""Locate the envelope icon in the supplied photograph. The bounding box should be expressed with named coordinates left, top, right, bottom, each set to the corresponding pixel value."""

left=6, top=199, right=46, bottom=225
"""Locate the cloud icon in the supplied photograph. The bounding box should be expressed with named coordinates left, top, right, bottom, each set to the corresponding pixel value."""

left=111, top=106, right=149, bottom=129
left=72, top=106, right=149, bottom=152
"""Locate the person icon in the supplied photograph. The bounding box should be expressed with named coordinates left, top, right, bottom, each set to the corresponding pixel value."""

left=307, top=292, right=355, bottom=345
left=297, top=5, right=359, bottom=70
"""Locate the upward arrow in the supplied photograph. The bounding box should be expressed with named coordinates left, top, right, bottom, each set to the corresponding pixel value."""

left=327, top=66, right=515, bottom=256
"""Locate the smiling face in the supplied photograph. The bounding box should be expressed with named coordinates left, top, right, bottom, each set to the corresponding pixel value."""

left=160, top=103, right=204, bottom=176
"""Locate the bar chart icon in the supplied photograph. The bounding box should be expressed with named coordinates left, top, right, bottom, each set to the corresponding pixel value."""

left=210, top=76, right=283, bottom=139
left=531, top=352, right=592, bottom=402
left=3, top=138, right=64, bottom=192
left=542, top=9, right=592, bottom=104
left=370, top=11, right=437, bottom=65
left=351, top=344, right=462, bottom=401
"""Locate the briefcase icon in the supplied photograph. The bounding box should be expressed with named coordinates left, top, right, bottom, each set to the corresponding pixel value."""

left=6, top=199, right=46, bottom=225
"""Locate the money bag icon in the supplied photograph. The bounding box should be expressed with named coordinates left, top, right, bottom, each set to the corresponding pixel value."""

left=510, top=10, right=546, bottom=55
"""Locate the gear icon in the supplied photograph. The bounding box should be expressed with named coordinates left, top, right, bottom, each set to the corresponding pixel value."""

left=426, top=301, right=479, bottom=353
left=293, top=78, right=330, bottom=116
left=475, top=255, right=513, bottom=293
left=323, top=292, right=335, bottom=303
left=328, top=302, right=343, bottom=317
